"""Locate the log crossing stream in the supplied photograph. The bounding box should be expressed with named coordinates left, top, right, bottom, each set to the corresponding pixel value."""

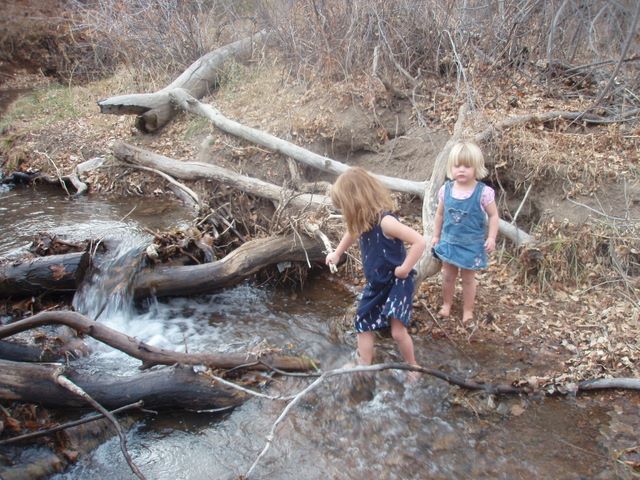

left=0, top=185, right=637, bottom=480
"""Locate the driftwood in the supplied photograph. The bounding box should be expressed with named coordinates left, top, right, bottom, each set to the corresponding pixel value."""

left=112, top=141, right=332, bottom=211
left=0, top=336, right=87, bottom=363
left=97, top=31, right=267, bottom=132
left=112, top=95, right=534, bottom=250
left=0, top=311, right=318, bottom=372
left=0, top=358, right=246, bottom=410
left=168, top=88, right=426, bottom=195
left=133, top=233, right=326, bottom=298
left=0, top=251, right=89, bottom=297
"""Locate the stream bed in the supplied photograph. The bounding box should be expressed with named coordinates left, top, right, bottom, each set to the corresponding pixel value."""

left=1, top=184, right=638, bottom=480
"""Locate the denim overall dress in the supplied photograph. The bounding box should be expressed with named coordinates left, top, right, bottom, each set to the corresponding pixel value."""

left=354, top=212, right=414, bottom=333
left=433, top=181, right=488, bottom=270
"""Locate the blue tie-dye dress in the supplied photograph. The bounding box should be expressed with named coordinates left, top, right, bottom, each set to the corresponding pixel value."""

left=354, top=212, right=415, bottom=333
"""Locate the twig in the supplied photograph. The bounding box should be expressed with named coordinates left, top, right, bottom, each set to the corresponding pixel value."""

left=304, top=221, right=337, bottom=273
left=566, top=198, right=634, bottom=222
left=207, top=373, right=294, bottom=401
left=583, top=1, right=640, bottom=116
left=120, top=162, right=201, bottom=207
left=35, top=150, right=71, bottom=196
left=244, top=362, right=521, bottom=478
left=119, top=205, right=137, bottom=222
left=421, top=300, right=474, bottom=363
left=56, top=375, right=146, bottom=480
left=0, top=401, right=149, bottom=446
left=511, top=183, right=532, bottom=225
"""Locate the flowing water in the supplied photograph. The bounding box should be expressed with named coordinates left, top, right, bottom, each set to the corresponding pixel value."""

left=1, top=184, right=638, bottom=480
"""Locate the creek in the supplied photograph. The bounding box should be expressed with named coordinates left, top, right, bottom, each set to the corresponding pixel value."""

left=0, top=184, right=637, bottom=480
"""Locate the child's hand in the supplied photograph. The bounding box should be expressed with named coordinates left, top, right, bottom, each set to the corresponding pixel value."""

left=394, top=265, right=411, bottom=279
left=325, top=251, right=340, bottom=266
left=431, top=236, right=440, bottom=247
left=485, top=237, right=496, bottom=253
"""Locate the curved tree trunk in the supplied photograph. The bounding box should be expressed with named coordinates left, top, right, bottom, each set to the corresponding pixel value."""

left=0, top=311, right=318, bottom=372
left=169, top=88, right=427, bottom=196
left=97, top=31, right=268, bottom=132
left=133, top=233, right=325, bottom=299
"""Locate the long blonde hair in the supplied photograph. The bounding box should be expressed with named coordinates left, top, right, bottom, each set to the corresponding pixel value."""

left=330, top=167, right=394, bottom=237
left=446, top=141, right=488, bottom=179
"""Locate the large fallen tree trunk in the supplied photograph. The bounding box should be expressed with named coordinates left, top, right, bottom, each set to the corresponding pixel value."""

left=133, top=233, right=325, bottom=299
left=97, top=31, right=267, bottom=133
left=0, top=359, right=246, bottom=410
left=0, top=251, right=88, bottom=297
left=0, top=311, right=318, bottom=372
left=168, top=88, right=426, bottom=196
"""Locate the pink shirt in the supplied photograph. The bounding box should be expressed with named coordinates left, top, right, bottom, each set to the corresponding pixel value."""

left=438, top=183, right=495, bottom=211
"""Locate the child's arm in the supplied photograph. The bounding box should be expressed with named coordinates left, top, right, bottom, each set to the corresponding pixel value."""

left=432, top=200, right=444, bottom=247
left=325, top=231, right=355, bottom=266
left=484, top=201, right=499, bottom=253
left=380, top=216, right=426, bottom=279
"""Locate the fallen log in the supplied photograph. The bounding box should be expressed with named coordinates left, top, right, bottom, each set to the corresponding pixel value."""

left=0, top=311, right=318, bottom=372
left=0, top=336, right=88, bottom=363
left=169, top=88, right=427, bottom=196
left=113, top=139, right=533, bottom=258
left=0, top=252, right=89, bottom=298
left=0, top=359, right=246, bottom=410
left=98, top=31, right=268, bottom=132
left=133, top=233, right=326, bottom=299
left=112, top=141, right=332, bottom=211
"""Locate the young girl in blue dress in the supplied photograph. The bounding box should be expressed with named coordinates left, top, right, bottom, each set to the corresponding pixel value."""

left=432, top=141, right=500, bottom=323
left=325, top=167, right=426, bottom=380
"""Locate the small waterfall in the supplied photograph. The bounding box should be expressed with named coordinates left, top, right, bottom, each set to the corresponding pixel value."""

left=73, top=231, right=149, bottom=326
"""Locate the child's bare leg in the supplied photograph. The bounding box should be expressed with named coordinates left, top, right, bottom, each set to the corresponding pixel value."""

left=391, top=318, right=420, bottom=382
left=356, top=331, right=375, bottom=365
left=460, top=268, right=477, bottom=322
left=439, top=262, right=458, bottom=317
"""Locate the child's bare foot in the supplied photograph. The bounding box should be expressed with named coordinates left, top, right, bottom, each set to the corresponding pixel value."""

left=462, top=311, right=474, bottom=323
left=406, top=365, right=421, bottom=384
left=437, top=306, right=451, bottom=318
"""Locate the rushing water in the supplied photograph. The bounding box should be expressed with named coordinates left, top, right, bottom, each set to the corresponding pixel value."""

left=1, top=185, right=638, bottom=480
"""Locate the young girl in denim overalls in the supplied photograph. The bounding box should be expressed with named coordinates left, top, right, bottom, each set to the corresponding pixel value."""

left=432, top=142, right=500, bottom=323
left=325, top=167, right=426, bottom=382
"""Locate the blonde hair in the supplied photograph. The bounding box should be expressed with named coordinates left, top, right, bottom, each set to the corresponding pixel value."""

left=331, top=167, right=394, bottom=237
left=446, top=141, right=488, bottom=180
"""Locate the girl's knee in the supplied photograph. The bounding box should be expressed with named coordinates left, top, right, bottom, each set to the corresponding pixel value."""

left=460, top=269, right=476, bottom=285
left=390, top=321, right=409, bottom=342
left=441, top=266, right=457, bottom=283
